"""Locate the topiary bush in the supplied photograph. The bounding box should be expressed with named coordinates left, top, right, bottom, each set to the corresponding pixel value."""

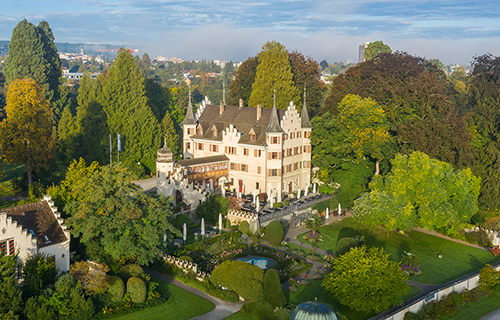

left=225, top=290, right=240, bottom=303
left=126, top=277, right=147, bottom=304
left=336, top=237, right=359, bottom=256
left=263, top=269, right=286, bottom=308
left=238, top=221, right=250, bottom=235
left=108, top=276, right=125, bottom=303
left=403, top=312, right=419, bottom=320
left=211, top=260, right=264, bottom=301
left=266, top=221, right=284, bottom=247
left=118, top=264, right=144, bottom=282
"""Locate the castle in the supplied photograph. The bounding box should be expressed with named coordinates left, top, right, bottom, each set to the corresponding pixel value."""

left=156, top=88, right=312, bottom=210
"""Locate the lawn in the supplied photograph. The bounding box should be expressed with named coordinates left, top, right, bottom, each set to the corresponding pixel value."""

left=170, top=213, right=197, bottom=230
left=0, top=160, right=24, bottom=182
left=112, top=275, right=215, bottom=320
left=439, top=289, right=500, bottom=320
left=299, top=218, right=500, bottom=284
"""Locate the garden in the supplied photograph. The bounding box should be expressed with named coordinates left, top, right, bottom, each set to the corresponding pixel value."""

left=298, top=217, right=500, bottom=284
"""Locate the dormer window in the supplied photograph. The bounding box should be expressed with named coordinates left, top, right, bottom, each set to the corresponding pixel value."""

left=198, top=128, right=203, bottom=135
left=213, top=130, right=217, bottom=137
left=251, top=133, right=256, bottom=141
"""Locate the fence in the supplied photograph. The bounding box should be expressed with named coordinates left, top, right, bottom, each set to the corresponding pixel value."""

left=379, top=262, right=500, bottom=320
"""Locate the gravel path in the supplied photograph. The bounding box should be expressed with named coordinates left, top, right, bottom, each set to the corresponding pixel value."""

left=479, top=308, right=500, bottom=320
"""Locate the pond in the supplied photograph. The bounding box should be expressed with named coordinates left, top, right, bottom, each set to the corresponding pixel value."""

left=236, top=256, right=277, bottom=270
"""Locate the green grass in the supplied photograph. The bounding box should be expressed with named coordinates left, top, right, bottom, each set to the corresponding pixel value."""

left=170, top=214, right=197, bottom=230
left=299, top=218, right=500, bottom=284
left=224, top=311, right=254, bottom=320
left=112, top=275, right=215, bottom=320
left=439, top=289, right=500, bottom=320
left=285, top=242, right=323, bottom=262
left=0, top=160, right=24, bottom=182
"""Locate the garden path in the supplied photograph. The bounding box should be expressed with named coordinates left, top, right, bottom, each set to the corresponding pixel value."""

left=144, top=267, right=243, bottom=320
left=479, top=308, right=500, bottom=320
left=414, top=227, right=488, bottom=251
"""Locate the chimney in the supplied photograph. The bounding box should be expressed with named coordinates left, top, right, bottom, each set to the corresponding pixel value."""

left=219, top=101, right=224, bottom=115
left=257, top=104, right=262, bottom=121
left=239, top=98, right=243, bottom=108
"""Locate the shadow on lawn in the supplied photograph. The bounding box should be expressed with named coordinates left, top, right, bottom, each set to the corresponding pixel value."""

left=468, top=254, right=484, bottom=270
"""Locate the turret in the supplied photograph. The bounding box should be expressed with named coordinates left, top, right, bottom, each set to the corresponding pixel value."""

left=182, top=86, right=196, bottom=159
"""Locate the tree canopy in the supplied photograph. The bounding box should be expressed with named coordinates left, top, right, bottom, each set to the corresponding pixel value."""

left=249, top=41, right=299, bottom=109
left=322, top=246, right=408, bottom=313
left=65, top=164, right=179, bottom=265
left=0, top=78, right=56, bottom=186
left=4, top=19, right=61, bottom=105
left=364, top=40, right=392, bottom=61
left=353, top=152, right=481, bottom=233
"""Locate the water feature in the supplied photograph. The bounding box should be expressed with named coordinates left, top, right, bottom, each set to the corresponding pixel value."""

left=237, top=257, right=273, bottom=270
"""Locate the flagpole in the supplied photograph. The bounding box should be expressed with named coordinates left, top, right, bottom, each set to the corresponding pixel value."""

left=109, top=134, right=112, bottom=164
left=117, top=133, right=121, bottom=165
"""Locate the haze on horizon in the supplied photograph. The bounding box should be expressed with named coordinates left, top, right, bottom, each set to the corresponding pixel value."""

left=1, top=0, right=500, bottom=65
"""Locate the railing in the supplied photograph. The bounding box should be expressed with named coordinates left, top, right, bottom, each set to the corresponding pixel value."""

left=258, top=193, right=333, bottom=224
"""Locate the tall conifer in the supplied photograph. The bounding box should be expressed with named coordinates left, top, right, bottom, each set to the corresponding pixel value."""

left=249, top=41, right=299, bottom=109
left=100, top=49, right=161, bottom=172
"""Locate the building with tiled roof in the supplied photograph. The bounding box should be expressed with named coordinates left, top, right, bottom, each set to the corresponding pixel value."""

left=175, top=87, right=312, bottom=203
left=0, top=195, right=70, bottom=272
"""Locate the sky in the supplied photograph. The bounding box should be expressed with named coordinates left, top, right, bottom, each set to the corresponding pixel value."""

left=1, top=0, right=500, bottom=65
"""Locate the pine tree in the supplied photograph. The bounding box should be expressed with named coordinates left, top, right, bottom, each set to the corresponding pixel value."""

left=57, top=106, right=78, bottom=164
left=160, top=111, right=180, bottom=159
left=100, top=48, right=161, bottom=172
left=249, top=41, right=299, bottom=109
left=4, top=19, right=61, bottom=104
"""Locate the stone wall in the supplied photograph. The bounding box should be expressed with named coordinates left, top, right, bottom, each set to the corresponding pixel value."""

left=163, top=254, right=209, bottom=281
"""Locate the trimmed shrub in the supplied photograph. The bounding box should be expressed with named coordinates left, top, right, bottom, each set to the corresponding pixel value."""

left=263, top=269, right=286, bottom=308
left=238, top=221, right=250, bottom=235
left=224, top=219, right=232, bottom=229
left=464, top=230, right=493, bottom=247
left=211, top=260, right=264, bottom=301
left=266, top=221, right=284, bottom=247
left=118, top=264, right=144, bottom=282
left=225, top=290, right=239, bottom=303
left=126, top=277, right=147, bottom=303
left=336, top=237, right=359, bottom=256
left=108, top=276, right=125, bottom=303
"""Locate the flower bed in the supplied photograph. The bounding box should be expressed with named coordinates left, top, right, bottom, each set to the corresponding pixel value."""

left=250, top=244, right=310, bottom=281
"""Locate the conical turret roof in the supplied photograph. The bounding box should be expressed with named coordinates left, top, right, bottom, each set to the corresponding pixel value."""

left=182, top=86, right=197, bottom=125
left=265, top=89, right=284, bottom=133
left=301, top=84, right=312, bottom=128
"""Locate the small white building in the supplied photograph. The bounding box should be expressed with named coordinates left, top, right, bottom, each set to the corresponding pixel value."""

left=0, top=195, right=70, bottom=273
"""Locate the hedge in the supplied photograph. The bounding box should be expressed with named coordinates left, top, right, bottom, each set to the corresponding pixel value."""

left=108, top=276, right=125, bottom=303
left=263, top=269, right=286, bottom=308
left=119, top=264, right=144, bottom=282
left=127, top=277, right=147, bottom=304
left=211, top=260, right=264, bottom=301
left=238, top=221, right=250, bottom=235
left=266, top=221, right=284, bottom=247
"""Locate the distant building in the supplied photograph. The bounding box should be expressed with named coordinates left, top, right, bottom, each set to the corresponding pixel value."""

left=359, top=42, right=370, bottom=63
left=62, top=72, right=99, bottom=85
left=0, top=195, right=70, bottom=273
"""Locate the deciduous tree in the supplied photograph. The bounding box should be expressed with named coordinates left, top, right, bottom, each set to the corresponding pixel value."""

left=353, top=152, right=481, bottom=233
left=322, top=246, right=407, bottom=313
left=364, top=40, right=392, bottom=61
left=66, top=165, right=179, bottom=265
left=0, top=79, right=56, bottom=186
left=227, top=55, right=259, bottom=106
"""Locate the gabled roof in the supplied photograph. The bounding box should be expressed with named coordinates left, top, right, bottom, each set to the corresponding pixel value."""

left=3, top=201, right=67, bottom=247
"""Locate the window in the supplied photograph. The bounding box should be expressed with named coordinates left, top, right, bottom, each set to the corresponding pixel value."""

left=186, top=142, right=191, bottom=150
left=226, top=146, right=236, bottom=154
left=270, top=169, right=278, bottom=176
left=211, top=144, right=218, bottom=152
left=294, top=147, right=299, bottom=155
left=198, top=128, right=203, bottom=135
left=230, top=163, right=236, bottom=170
left=241, top=164, right=248, bottom=172
left=297, top=131, right=302, bottom=138
left=257, top=166, right=261, bottom=174
left=254, top=149, right=262, bottom=157
left=198, top=143, right=203, bottom=150
left=187, top=128, right=192, bottom=135
left=243, top=148, right=249, bottom=156
left=251, top=133, right=256, bottom=141
left=271, top=136, right=280, bottom=144
left=256, top=182, right=260, bottom=189
left=0, top=240, right=14, bottom=256
left=213, top=129, right=217, bottom=137
left=294, top=162, right=298, bottom=170
left=271, top=152, right=278, bottom=159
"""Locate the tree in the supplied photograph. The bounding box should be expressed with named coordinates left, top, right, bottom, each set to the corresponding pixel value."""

left=211, top=260, right=264, bottom=301
left=227, top=55, right=260, bottom=106
left=145, top=78, right=173, bottom=123
left=468, top=54, right=500, bottom=210
left=69, top=261, right=110, bottom=295
left=0, top=78, right=56, bottom=186
left=353, top=152, right=481, bottom=233
left=160, top=111, right=180, bottom=159
left=322, top=246, right=408, bottom=313
left=263, top=269, right=286, bottom=308
left=4, top=19, right=61, bottom=104
left=266, top=221, right=284, bottom=247
left=288, top=50, right=326, bottom=117
left=0, top=254, right=22, bottom=317
left=66, top=165, right=180, bottom=265
left=249, top=41, right=299, bottom=109
left=57, top=106, right=78, bottom=164
left=364, top=40, right=392, bottom=61
left=195, top=194, right=229, bottom=225
left=322, top=52, right=474, bottom=170
left=305, top=215, right=323, bottom=233
left=48, top=274, right=95, bottom=319
left=100, top=49, right=162, bottom=172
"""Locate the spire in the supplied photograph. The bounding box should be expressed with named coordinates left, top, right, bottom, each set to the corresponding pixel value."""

left=182, top=84, right=197, bottom=125
left=266, top=87, right=284, bottom=133
left=301, top=83, right=312, bottom=128
left=222, top=82, right=226, bottom=106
